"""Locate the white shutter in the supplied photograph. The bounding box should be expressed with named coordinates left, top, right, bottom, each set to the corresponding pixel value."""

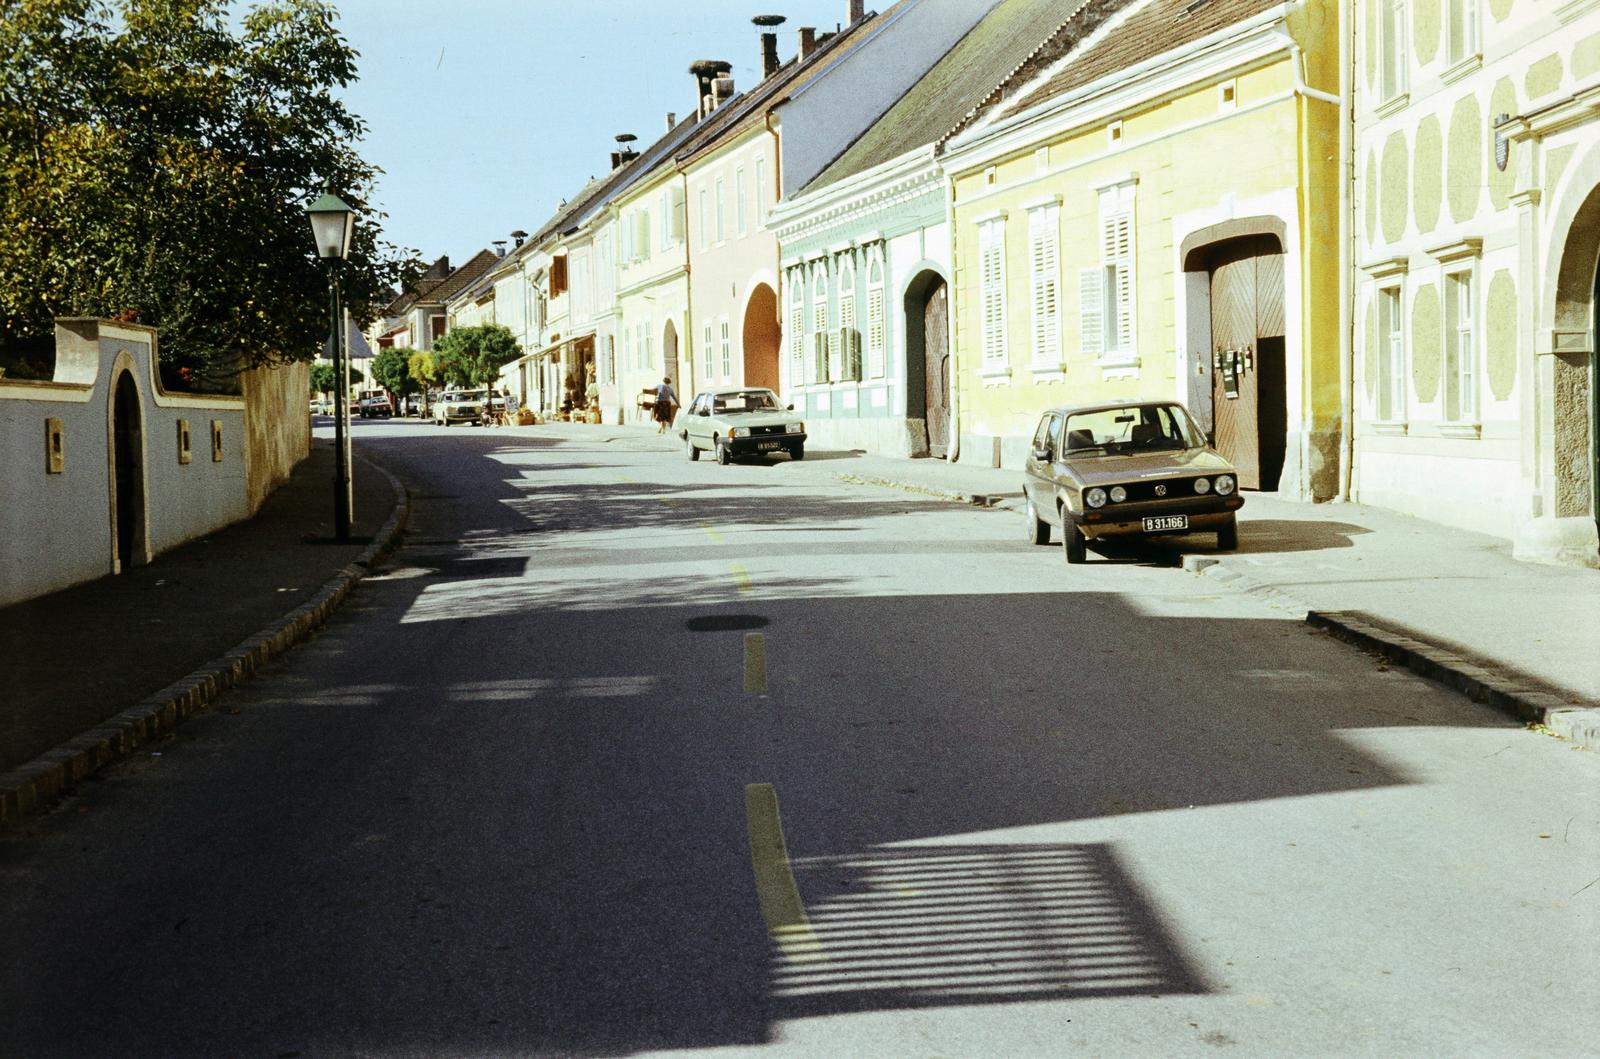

left=1079, top=267, right=1104, bottom=358
left=1029, top=206, right=1060, bottom=367
left=789, top=303, right=805, bottom=376
left=866, top=284, right=885, bottom=378
left=979, top=220, right=1006, bottom=365
left=703, top=324, right=714, bottom=380
left=1099, top=197, right=1134, bottom=354
left=670, top=186, right=686, bottom=244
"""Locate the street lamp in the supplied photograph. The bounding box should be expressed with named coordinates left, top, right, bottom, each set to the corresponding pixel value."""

left=307, top=192, right=355, bottom=541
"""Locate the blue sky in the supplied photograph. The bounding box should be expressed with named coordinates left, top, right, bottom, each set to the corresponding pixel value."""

left=335, top=1, right=864, bottom=267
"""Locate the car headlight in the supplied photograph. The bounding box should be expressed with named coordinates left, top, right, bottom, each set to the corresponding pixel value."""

left=1194, top=477, right=1211, bottom=494
left=786, top=422, right=803, bottom=434
left=732, top=427, right=751, bottom=438
left=1085, top=487, right=1108, bottom=509
left=1215, top=474, right=1236, bottom=495
left=1109, top=486, right=1127, bottom=503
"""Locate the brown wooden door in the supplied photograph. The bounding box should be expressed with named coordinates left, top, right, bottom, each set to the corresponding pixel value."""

left=924, top=281, right=950, bottom=455
left=1208, top=236, right=1285, bottom=490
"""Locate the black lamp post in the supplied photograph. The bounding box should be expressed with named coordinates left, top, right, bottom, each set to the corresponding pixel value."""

left=307, top=192, right=355, bottom=541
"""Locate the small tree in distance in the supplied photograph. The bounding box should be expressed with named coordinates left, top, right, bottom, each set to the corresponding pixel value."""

left=431, top=324, right=521, bottom=394
left=407, top=350, right=442, bottom=415
left=371, top=347, right=415, bottom=412
left=309, top=363, right=337, bottom=396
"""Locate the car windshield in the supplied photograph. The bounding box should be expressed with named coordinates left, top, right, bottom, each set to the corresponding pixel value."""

left=1062, top=404, right=1202, bottom=455
left=711, top=390, right=780, bottom=414
left=455, top=390, right=487, bottom=401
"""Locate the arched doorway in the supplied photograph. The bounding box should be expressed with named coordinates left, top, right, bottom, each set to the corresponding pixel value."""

left=1186, top=232, right=1288, bottom=491
left=1549, top=181, right=1600, bottom=554
left=742, top=283, right=780, bottom=392
left=903, top=271, right=949, bottom=457
left=662, top=319, right=679, bottom=396
left=111, top=370, right=146, bottom=573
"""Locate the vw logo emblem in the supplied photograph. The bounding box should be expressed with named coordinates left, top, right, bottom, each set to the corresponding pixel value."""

left=1154, top=484, right=1167, bottom=497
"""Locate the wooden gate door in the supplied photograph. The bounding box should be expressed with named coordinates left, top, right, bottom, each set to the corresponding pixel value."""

left=1208, top=236, right=1286, bottom=490
left=924, top=281, right=950, bottom=455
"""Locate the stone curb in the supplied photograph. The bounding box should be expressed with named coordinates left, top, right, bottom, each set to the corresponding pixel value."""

left=0, top=456, right=410, bottom=829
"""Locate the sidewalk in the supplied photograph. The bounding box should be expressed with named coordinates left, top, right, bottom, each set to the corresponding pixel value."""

left=0, top=438, right=406, bottom=825
left=798, top=443, right=1600, bottom=749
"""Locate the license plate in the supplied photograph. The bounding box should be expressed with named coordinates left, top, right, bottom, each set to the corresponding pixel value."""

left=1143, top=514, right=1189, bottom=532
left=758, top=440, right=781, bottom=451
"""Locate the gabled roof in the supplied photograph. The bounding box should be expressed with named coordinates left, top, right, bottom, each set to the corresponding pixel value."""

left=807, top=0, right=1093, bottom=192
left=411, top=249, right=501, bottom=308
left=956, top=0, right=1283, bottom=138
left=672, top=7, right=896, bottom=169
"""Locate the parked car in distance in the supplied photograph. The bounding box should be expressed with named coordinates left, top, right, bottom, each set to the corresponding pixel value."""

left=1022, top=400, right=1244, bottom=564
left=680, top=387, right=806, bottom=464
left=435, top=388, right=502, bottom=426
left=357, top=390, right=392, bottom=418
left=309, top=397, right=331, bottom=415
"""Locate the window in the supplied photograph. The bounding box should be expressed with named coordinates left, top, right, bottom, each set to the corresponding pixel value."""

left=866, top=253, right=886, bottom=378
left=698, top=188, right=708, bottom=251
left=660, top=189, right=672, bottom=250
left=715, top=176, right=726, bottom=243
left=550, top=255, right=567, bottom=298
left=978, top=217, right=1007, bottom=367
left=1081, top=183, right=1135, bottom=362
left=736, top=166, right=748, bottom=236
left=603, top=334, right=616, bottom=384
left=1446, top=0, right=1478, bottom=66
left=811, top=261, right=830, bottom=384
left=838, top=254, right=857, bottom=382
left=1444, top=270, right=1475, bottom=422
left=703, top=322, right=714, bottom=380
left=1381, top=0, right=1408, bottom=101
left=644, top=324, right=654, bottom=371
left=755, top=157, right=768, bottom=225
left=670, top=185, right=685, bottom=245
left=720, top=319, right=731, bottom=378
left=622, top=325, right=633, bottom=371
left=788, top=270, right=806, bottom=384
left=1378, top=285, right=1406, bottom=421
left=1028, top=203, right=1061, bottom=368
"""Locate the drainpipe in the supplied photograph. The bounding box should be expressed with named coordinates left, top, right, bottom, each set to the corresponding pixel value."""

left=1335, top=0, right=1355, bottom=502
left=943, top=165, right=960, bottom=463
left=681, top=169, right=696, bottom=400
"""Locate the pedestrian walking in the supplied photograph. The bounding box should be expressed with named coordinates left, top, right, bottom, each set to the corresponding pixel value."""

left=653, top=376, right=678, bottom=433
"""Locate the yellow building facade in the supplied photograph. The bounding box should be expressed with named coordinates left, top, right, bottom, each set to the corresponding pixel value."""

left=943, top=0, right=1343, bottom=501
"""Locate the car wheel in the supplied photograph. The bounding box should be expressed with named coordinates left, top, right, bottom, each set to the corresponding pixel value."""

left=789, top=443, right=804, bottom=461
left=715, top=440, right=731, bottom=465
left=686, top=435, right=700, bottom=462
left=1025, top=497, right=1050, bottom=545
left=1062, top=519, right=1087, bottom=565
left=1216, top=516, right=1238, bottom=552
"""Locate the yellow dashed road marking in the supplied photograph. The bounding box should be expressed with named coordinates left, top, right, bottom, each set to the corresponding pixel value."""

left=744, top=633, right=767, bottom=694
left=745, top=784, right=824, bottom=963
left=730, top=563, right=753, bottom=595
left=698, top=521, right=724, bottom=543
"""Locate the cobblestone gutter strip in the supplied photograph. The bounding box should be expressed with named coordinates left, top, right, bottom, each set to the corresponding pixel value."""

left=0, top=458, right=410, bottom=829
left=830, top=472, right=1014, bottom=508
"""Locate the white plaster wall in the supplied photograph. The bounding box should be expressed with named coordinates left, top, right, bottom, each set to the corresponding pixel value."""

left=1, top=321, right=249, bottom=605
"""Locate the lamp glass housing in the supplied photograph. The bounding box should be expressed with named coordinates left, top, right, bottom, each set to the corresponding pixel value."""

left=307, top=193, right=355, bottom=260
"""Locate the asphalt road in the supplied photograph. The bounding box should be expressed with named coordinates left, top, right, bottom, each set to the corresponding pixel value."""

left=3, top=419, right=1597, bottom=1058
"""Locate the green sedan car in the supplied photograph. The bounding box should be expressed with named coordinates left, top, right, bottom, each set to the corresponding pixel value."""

left=680, top=387, right=807, bottom=464
left=1022, top=400, right=1245, bottom=564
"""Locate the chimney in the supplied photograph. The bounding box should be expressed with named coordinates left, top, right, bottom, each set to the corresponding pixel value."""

left=511, top=229, right=527, bottom=248
left=847, top=0, right=864, bottom=23
left=712, top=74, right=735, bottom=108
left=798, top=26, right=817, bottom=60
left=666, top=111, right=676, bottom=132
left=611, top=132, right=638, bottom=169
left=753, top=14, right=786, bottom=78
left=688, top=60, right=731, bottom=118
left=492, top=240, right=507, bottom=258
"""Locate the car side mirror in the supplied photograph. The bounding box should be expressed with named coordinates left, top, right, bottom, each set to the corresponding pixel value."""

left=1031, top=445, right=1052, bottom=461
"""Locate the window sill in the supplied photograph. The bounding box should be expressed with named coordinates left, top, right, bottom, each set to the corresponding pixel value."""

left=1029, top=364, right=1067, bottom=382
left=1370, top=420, right=1410, bottom=436
left=1375, top=93, right=1411, bottom=120
left=978, top=364, right=1012, bottom=386
left=1436, top=421, right=1483, bottom=439
left=1440, top=54, right=1482, bottom=86
left=1096, top=353, right=1139, bottom=378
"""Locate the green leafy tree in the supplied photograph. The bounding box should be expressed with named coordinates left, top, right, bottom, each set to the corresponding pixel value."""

left=370, top=346, right=415, bottom=410
left=0, top=0, right=419, bottom=387
left=407, top=349, right=441, bottom=414
left=308, top=362, right=336, bottom=394
left=431, top=325, right=521, bottom=391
